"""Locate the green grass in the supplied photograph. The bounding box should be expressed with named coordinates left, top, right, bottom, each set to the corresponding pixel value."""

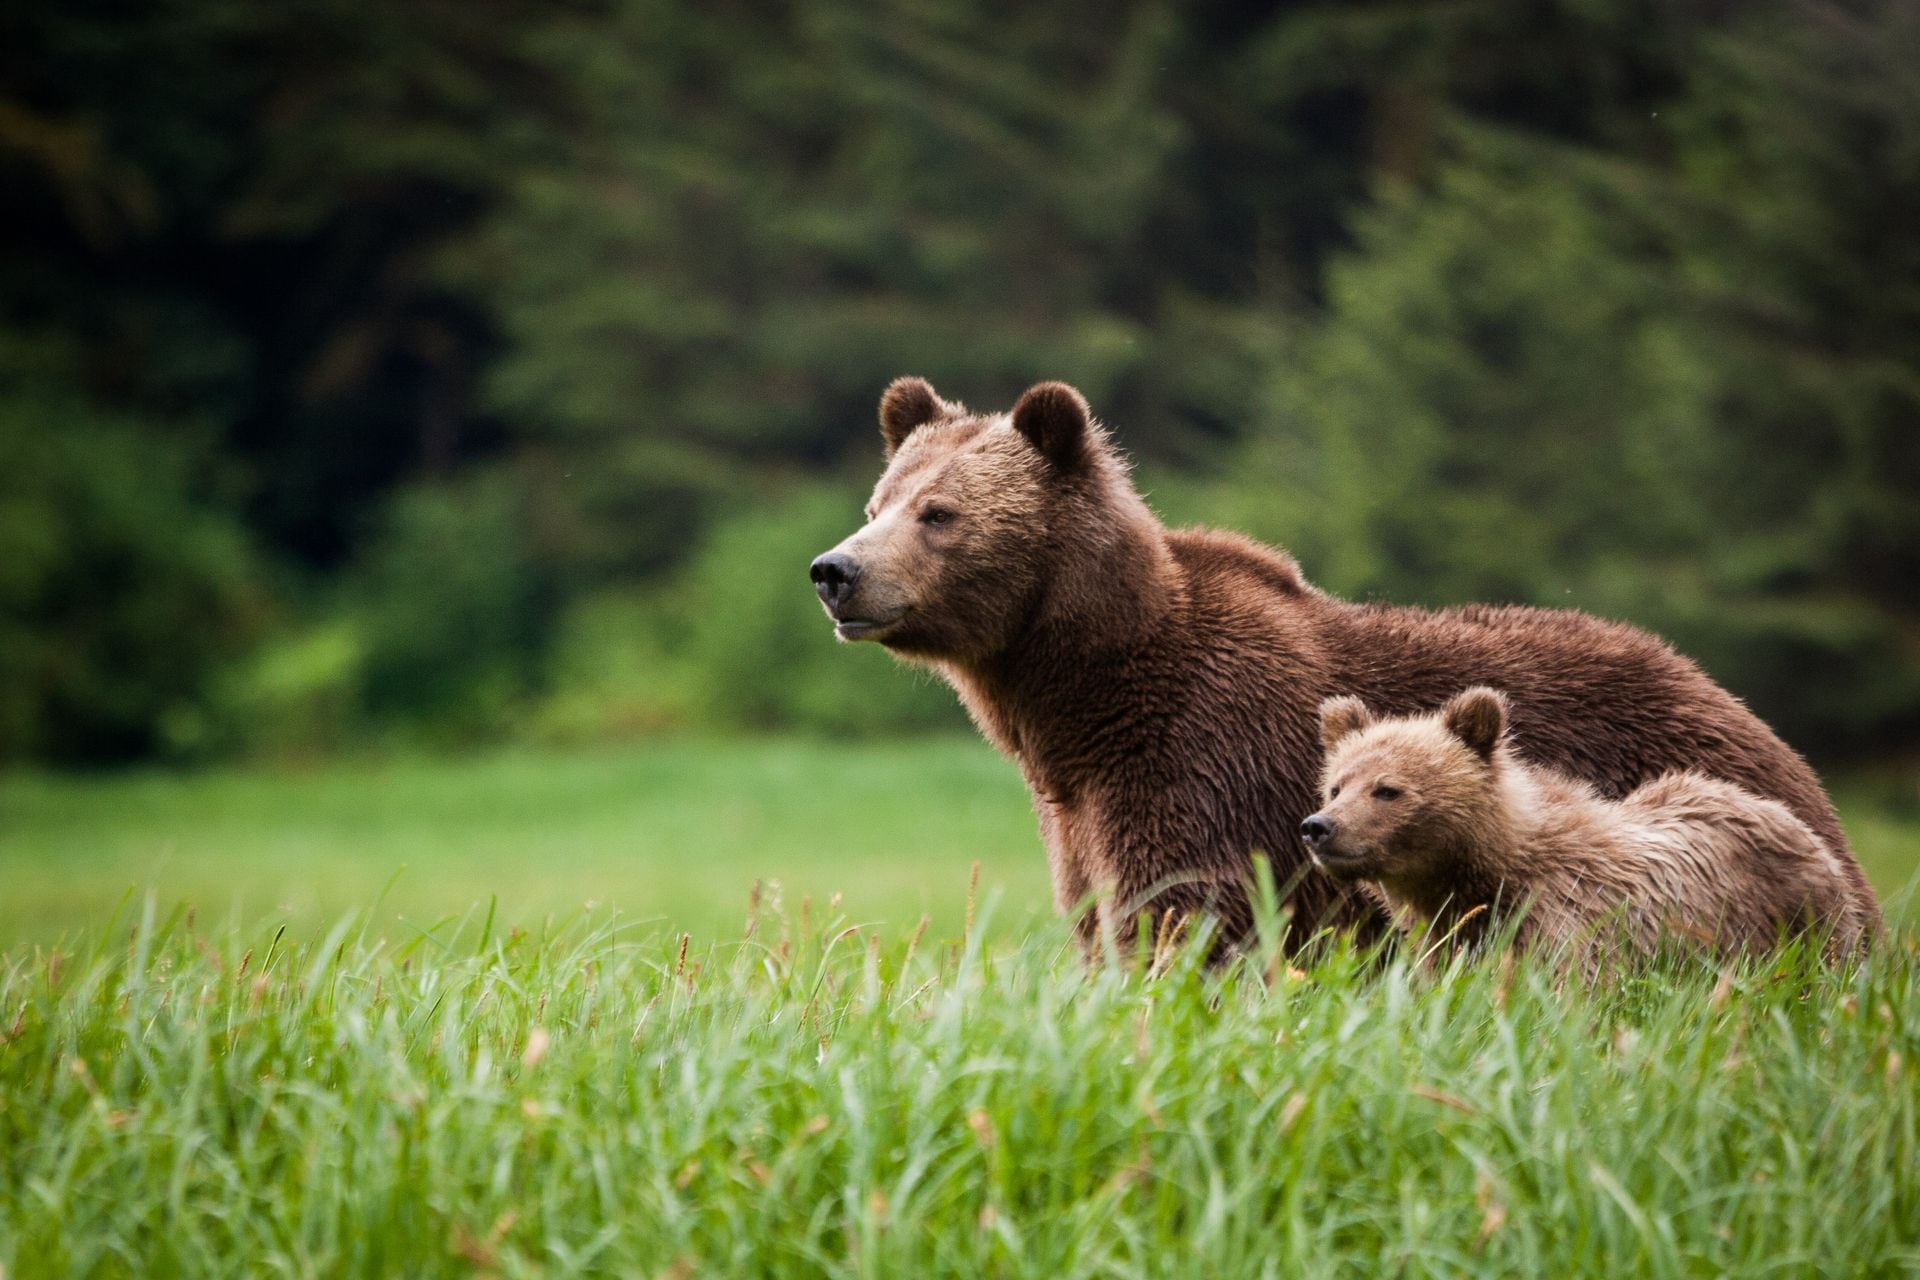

left=2, top=739, right=1916, bottom=1276
left=0, top=737, right=1051, bottom=948
left=1, top=904, right=1916, bottom=1277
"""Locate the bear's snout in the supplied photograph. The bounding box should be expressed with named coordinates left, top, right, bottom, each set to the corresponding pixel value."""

left=1300, top=814, right=1335, bottom=848
left=810, top=551, right=862, bottom=613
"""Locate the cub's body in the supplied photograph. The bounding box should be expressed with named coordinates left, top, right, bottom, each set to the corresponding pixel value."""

left=1305, top=689, right=1871, bottom=961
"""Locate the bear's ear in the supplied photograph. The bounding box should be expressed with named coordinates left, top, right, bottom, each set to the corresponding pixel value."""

left=1010, top=381, right=1092, bottom=472
left=1442, top=687, right=1508, bottom=760
left=879, top=377, right=951, bottom=458
left=1319, top=695, right=1376, bottom=754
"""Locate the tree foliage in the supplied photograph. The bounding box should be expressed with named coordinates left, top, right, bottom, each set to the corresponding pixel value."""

left=0, top=339, right=263, bottom=761
left=0, top=0, right=1914, bottom=761
left=1224, top=6, right=1920, bottom=753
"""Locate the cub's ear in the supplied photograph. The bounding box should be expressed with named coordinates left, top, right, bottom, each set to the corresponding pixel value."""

left=1319, top=695, right=1376, bottom=754
left=1010, top=381, right=1092, bottom=472
left=1442, top=686, right=1508, bottom=760
left=879, top=377, right=952, bottom=458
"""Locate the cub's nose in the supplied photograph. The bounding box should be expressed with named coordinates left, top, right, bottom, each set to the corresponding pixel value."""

left=1300, top=815, right=1335, bottom=848
left=809, top=551, right=862, bottom=612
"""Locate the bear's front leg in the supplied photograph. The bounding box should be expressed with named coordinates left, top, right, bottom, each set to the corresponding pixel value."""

left=1035, top=793, right=1102, bottom=949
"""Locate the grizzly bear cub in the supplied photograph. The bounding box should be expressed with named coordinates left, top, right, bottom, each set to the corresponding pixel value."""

left=1302, top=687, right=1871, bottom=962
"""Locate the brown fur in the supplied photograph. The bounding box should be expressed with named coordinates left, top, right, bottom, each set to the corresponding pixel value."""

left=1309, top=689, right=1874, bottom=962
left=813, top=378, right=1881, bottom=951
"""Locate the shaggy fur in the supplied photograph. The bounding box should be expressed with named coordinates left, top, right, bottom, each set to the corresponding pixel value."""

left=812, top=377, right=1881, bottom=951
left=1307, top=689, right=1874, bottom=961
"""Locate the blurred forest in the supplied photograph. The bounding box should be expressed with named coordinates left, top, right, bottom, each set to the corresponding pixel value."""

left=2, top=0, right=1916, bottom=767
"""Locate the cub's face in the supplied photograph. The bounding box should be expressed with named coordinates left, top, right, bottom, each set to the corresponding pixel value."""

left=1307, top=725, right=1453, bottom=880
left=809, top=378, right=1096, bottom=663
left=1301, top=688, right=1510, bottom=884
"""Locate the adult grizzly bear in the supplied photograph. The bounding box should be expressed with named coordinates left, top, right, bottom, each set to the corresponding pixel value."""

left=1303, top=688, right=1873, bottom=963
left=809, top=377, right=1879, bottom=950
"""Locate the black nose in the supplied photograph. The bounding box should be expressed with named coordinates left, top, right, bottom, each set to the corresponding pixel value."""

left=1300, top=815, right=1334, bottom=847
left=810, top=551, right=861, bottom=611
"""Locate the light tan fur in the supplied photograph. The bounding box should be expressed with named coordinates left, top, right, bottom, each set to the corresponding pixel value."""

left=1308, top=688, right=1872, bottom=964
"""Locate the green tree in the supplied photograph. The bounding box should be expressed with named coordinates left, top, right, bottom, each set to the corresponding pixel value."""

left=463, top=0, right=1192, bottom=469
left=1228, top=1, right=1920, bottom=755
left=0, top=339, right=265, bottom=762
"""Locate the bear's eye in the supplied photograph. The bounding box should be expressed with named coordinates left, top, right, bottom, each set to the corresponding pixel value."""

left=920, top=507, right=955, bottom=527
left=1329, top=784, right=1342, bottom=799
left=1371, top=784, right=1402, bottom=801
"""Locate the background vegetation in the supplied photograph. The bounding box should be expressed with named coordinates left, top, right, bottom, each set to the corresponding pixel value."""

left=5, top=0, right=1916, bottom=768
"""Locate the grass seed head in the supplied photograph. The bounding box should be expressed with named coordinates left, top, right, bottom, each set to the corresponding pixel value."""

left=1474, top=1169, right=1507, bottom=1250
left=1410, top=1084, right=1474, bottom=1114
left=964, top=860, right=980, bottom=941
left=521, top=1026, right=551, bottom=1068
left=1710, top=969, right=1734, bottom=1011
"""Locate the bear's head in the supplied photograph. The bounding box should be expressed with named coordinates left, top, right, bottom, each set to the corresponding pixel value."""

left=809, top=377, right=1144, bottom=664
left=1300, top=687, right=1510, bottom=885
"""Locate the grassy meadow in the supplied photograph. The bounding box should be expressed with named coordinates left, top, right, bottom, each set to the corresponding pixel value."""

left=3, top=737, right=1915, bottom=949
left=3, top=894, right=1918, bottom=1276
left=0, top=738, right=1052, bottom=949
left=2, top=737, right=1917, bottom=1277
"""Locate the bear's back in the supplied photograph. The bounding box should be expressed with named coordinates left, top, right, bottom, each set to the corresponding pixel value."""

left=1613, top=772, right=1870, bottom=956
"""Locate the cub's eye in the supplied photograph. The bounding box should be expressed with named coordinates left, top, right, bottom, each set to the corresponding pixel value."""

left=920, top=507, right=955, bottom=527
left=1371, top=785, right=1403, bottom=801
left=1329, top=785, right=1342, bottom=799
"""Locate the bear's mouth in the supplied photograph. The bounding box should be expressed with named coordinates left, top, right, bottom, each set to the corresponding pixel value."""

left=1307, top=842, right=1378, bottom=879
left=834, top=607, right=909, bottom=641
